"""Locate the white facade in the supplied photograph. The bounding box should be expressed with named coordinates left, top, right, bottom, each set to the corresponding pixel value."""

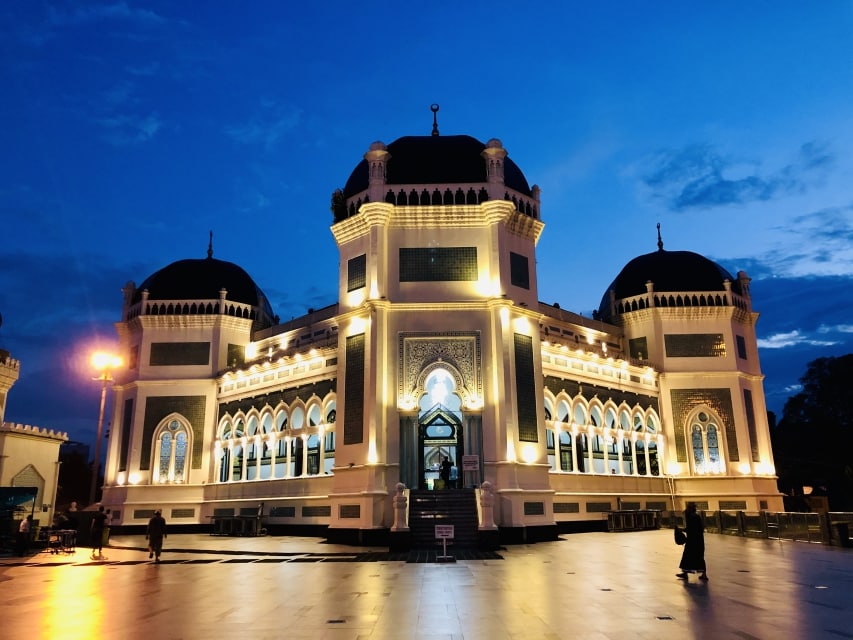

left=100, top=131, right=782, bottom=542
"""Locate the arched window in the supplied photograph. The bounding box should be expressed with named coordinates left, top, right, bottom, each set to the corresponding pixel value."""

left=155, top=419, right=189, bottom=484
left=689, top=411, right=725, bottom=474
left=559, top=431, right=573, bottom=471
left=323, top=430, right=336, bottom=474
left=275, top=411, right=288, bottom=431
left=307, top=434, right=320, bottom=475
left=621, top=437, right=633, bottom=474
left=636, top=439, right=647, bottom=475
left=546, top=428, right=556, bottom=470
left=308, top=404, right=322, bottom=427
left=590, top=406, right=603, bottom=427
left=646, top=415, right=658, bottom=434
left=556, top=401, right=570, bottom=423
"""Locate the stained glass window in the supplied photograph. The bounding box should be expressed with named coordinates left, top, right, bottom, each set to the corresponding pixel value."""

left=159, top=432, right=172, bottom=480
left=174, top=432, right=187, bottom=482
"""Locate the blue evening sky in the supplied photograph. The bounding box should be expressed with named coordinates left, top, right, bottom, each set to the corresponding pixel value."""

left=2, top=1, right=852, bottom=445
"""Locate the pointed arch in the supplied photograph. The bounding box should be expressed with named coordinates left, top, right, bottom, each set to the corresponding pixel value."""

left=152, top=414, right=192, bottom=484
left=685, top=406, right=726, bottom=475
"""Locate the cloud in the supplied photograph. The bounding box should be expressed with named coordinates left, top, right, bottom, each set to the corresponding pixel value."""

left=95, top=112, right=162, bottom=145
left=47, top=2, right=166, bottom=28
left=226, top=103, right=302, bottom=150
left=640, top=141, right=833, bottom=211
left=757, top=330, right=837, bottom=350
left=754, top=203, right=853, bottom=279
left=818, top=324, right=853, bottom=335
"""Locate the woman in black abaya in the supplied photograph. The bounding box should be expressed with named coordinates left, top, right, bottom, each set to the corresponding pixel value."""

left=676, top=502, right=708, bottom=581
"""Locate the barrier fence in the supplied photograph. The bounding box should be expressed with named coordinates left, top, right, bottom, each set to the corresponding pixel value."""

left=658, top=510, right=853, bottom=547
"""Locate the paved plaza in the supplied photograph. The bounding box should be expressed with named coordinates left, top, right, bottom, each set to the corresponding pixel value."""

left=2, top=529, right=852, bottom=639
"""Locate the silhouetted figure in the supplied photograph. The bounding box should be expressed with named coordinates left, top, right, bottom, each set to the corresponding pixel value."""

left=90, top=505, right=107, bottom=557
left=449, top=463, right=458, bottom=489
left=146, top=510, right=167, bottom=562
left=440, top=456, right=452, bottom=489
left=66, top=502, right=79, bottom=532
left=15, top=515, right=33, bottom=556
left=676, top=502, right=708, bottom=581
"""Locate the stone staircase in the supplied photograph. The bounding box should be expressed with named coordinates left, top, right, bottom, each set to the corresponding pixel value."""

left=408, top=489, right=479, bottom=549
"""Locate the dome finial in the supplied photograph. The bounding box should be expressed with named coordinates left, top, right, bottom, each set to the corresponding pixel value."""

left=656, top=222, right=664, bottom=251
left=208, top=230, right=214, bottom=259
left=430, top=103, right=440, bottom=136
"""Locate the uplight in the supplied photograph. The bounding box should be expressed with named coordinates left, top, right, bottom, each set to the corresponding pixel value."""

left=521, top=444, right=538, bottom=464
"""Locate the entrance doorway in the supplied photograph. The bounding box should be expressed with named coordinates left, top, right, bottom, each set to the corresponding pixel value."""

left=417, top=368, right=463, bottom=490
left=419, top=406, right=462, bottom=489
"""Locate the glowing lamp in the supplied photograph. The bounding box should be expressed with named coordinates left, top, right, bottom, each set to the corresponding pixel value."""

left=521, top=444, right=538, bottom=464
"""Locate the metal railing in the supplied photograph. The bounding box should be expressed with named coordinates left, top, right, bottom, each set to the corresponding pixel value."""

left=661, top=510, right=852, bottom=546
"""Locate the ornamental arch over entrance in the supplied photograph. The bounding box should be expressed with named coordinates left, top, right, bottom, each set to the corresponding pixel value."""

left=397, top=333, right=483, bottom=490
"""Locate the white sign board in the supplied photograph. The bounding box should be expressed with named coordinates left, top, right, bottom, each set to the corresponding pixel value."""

left=435, top=524, right=455, bottom=539
left=462, top=455, right=479, bottom=471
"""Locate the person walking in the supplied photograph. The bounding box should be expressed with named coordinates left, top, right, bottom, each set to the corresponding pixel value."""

left=15, top=515, right=33, bottom=557
left=146, top=510, right=167, bottom=562
left=90, top=505, right=107, bottom=558
left=676, top=502, right=708, bottom=581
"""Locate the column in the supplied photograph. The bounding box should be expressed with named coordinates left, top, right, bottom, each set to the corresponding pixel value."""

left=616, top=432, right=624, bottom=475
left=630, top=431, right=636, bottom=476
left=554, top=425, right=562, bottom=472
left=285, top=436, right=292, bottom=478
left=301, top=434, right=308, bottom=477
left=465, top=412, right=483, bottom=487
left=239, top=438, right=247, bottom=481
left=399, top=412, right=418, bottom=490
left=571, top=426, right=578, bottom=473
left=318, top=427, right=326, bottom=475
left=254, top=435, right=262, bottom=480
left=587, top=427, right=594, bottom=473
left=269, top=434, right=277, bottom=478
left=228, top=442, right=235, bottom=482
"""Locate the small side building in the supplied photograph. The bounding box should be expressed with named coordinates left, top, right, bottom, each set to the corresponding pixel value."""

left=0, top=348, right=68, bottom=531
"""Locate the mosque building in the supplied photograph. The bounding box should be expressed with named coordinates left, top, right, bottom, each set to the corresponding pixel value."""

left=100, top=114, right=782, bottom=545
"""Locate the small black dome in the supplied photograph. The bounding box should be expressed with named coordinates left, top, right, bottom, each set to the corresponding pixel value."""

left=598, top=249, right=742, bottom=320
left=343, top=135, right=531, bottom=198
left=134, top=257, right=274, bottom=319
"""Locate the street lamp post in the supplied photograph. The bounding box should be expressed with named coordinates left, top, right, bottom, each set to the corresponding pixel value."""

left=88, top=352, right=122, bottom=506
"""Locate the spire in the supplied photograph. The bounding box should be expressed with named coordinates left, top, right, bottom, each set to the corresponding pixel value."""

left=430, top=103, right=440, bottom=136
left=656, top=222, right=664, bottom=251
left=207, top=230, right=214, bottom=259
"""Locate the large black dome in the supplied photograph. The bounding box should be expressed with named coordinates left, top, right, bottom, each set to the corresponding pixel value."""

left=343, top=135, right=532, bottom=198
left=133, top=257, right=274, bottom=318
left=598, top=249, right=742, bottom=320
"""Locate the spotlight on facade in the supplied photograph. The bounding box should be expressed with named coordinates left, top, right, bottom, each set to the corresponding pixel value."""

left=666, top=462, right=682, bottom=476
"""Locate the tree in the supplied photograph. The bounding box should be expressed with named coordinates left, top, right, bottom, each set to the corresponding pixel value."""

left=56, top=450, right=92, bottom=508
left=772, top=354, right=853, bottom=510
